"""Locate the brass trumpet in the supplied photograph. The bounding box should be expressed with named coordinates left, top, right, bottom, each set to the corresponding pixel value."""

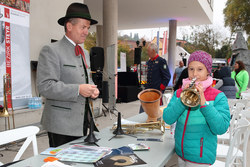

left=180, top=78, right=200, bottom=107
left=0, top=74, right=15, bottom=129
left=111, top=119, right=165, bottom=134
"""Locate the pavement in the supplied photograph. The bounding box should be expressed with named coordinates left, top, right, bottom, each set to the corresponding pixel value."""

left=1, top=90, right=250, bottom=166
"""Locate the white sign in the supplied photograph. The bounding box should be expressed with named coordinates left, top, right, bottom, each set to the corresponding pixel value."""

left=0, top=2, right=31, bottom=109
left=120, top=52, right=126, bottom=72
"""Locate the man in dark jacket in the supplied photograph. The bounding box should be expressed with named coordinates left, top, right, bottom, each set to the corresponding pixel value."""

left=139, top=43, right=171, bottom=113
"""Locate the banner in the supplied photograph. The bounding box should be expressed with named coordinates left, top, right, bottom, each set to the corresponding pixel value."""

left=162, top=31, right=168, bottom=55
left=120, top=52, right=126, bottom=72
left=0, top=1, right=31, bottom=109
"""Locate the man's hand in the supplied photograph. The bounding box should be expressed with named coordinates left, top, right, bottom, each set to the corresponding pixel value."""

left=91, top=87, right=100, bottom=99
left=79, top=84, right=99, bottom=98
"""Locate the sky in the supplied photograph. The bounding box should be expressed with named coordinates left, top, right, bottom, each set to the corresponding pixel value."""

left=118, top=0, right=230, bottom=41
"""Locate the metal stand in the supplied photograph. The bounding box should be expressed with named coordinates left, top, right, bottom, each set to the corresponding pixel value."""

left=108, top=112, right=136, bottom=141
left=71, top=117, right=100, bottom=147
left=101, top=44, right=118, bottom=120
left=102, top=103, right=118, bottom=119
left=84, top=117, right=100, bottom=147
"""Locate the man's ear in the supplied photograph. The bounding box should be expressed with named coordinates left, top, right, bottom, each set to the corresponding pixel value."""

left=66, top=22, right=72, bottom=31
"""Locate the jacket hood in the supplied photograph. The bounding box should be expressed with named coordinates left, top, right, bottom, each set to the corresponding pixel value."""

left=219, top=67, right=231, bottom=78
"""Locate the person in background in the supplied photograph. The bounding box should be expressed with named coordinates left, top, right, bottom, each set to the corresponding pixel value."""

left=214, top=66, right=237, bottom=99
left=139, top=43, right=171, bottom=113
left=173, top=60, right=185, bottom=85
left=36, top=3, right=99, bottom=147
left=213, top=64, right=222, bottom=79
left=163, top=50, right=230, bottom=166
left=231, top=60, right=249, bottom=99
left=173, top=67, right=188, bottom=91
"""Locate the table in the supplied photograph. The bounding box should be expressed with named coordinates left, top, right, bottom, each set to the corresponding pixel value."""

left=9, top=113, right=175, bottom=167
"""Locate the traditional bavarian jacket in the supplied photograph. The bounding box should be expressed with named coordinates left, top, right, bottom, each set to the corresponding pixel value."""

left=163, top=86, right=230, bottom=165
left=37, top=36, right=96, bottom=136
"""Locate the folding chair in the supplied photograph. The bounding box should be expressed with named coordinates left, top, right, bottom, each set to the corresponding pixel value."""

left=241, top=107, right=250, bottom=119
left=241, top=92, right=250, bottom=100
left=0, top=126, right=39, bottom=165
left=162, top=93, right=172, bottom=106
left=217, top=102, right=245, bottom=144
left=213, top=118, right=250, bottom=167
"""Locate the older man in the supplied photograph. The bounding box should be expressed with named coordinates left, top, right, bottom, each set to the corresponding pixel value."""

left=146, top=43, right=171, bottom=91
left=139, top=43, right=171, bottom=113
left=37, top=3, right=99, bottom=147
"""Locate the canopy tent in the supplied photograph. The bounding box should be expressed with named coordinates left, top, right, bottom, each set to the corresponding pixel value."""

left=163, top=46, right=190, bottom=67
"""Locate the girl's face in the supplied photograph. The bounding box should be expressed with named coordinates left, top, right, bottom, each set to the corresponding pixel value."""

left=234, top=63, right=239, bottom=70
left=188, top=61, right=209, bottom=82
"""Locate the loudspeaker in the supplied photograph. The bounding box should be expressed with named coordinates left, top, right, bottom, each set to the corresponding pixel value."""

left=182, top=58, right=187, bottom=66
left=90, top=47, right=104, bottom=71
left=102, top=81, right=109, bottom=103
left=51, top=39, right=58, bottom=43
left=134, top=47, right=141, bottom=64
left=30, top=61, right=38, bottom=71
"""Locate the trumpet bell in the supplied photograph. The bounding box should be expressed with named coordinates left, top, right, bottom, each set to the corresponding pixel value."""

left=0, top=108, right=9, bottom=117
left=180, top=88, right=200, bottom=107
left=138, top=89, right=162, bottom=122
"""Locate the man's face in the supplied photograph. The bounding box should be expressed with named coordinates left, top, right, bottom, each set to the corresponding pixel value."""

left=147, top=46, right=155, bottom=59
left=66, top=18, right=90, bottom=44
left=179, top=61, right=184, bottom=67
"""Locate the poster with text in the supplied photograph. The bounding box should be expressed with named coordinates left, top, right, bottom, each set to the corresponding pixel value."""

left=0, top=0, right=31, bottom=109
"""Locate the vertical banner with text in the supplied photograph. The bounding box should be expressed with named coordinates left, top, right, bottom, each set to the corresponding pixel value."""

left=0, top=1, right=31, bottom=109
left=162, top=31, right=168, bottom=56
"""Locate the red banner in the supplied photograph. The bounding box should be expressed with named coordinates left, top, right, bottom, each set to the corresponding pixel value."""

left=4, top=7, right=10, bottom=18
left=162, top=31, right=168, bottom=55
left=5, top=21, right=12, bottom=108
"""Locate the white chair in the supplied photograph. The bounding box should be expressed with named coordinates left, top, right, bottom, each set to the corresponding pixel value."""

left=0, top=126, right=39, bottom=165
left=217, top=102, right=245, bottom=144
left=240, top=91, right=250, bottom=100
left=162, top=93, right=172, bottom=106
left=214, top=118, right=250, bottom=167
left=241, top=107, right=250, bottom=119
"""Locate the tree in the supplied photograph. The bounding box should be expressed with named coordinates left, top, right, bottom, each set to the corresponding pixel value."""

left=182, top=25, right=224, bottom=57
left=141, top=45, right=148, bottom=62
left=117, top=40, right=130, bottom=67
left=84, top=32, right=97, bottom=51
left=214, top=44, right=232, bottom=59
left=223, top=0, right=250, bottom=48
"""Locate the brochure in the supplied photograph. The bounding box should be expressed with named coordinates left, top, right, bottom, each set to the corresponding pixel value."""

left=55, top=145, right=111, bottom=163
left=94, top=146, right=146, bottom=167
left=40, top=147, right=64, bottom=156
left=128, top=143, right=150, bottom=151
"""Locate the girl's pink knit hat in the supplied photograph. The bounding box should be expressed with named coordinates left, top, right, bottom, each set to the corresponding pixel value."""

left=188, top=50, right=213, bottom=73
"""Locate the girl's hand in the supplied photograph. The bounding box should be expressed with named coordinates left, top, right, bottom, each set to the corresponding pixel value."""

left=195, top=83, right=206, bottom=106
left=183, top=83, right=190, bottom=89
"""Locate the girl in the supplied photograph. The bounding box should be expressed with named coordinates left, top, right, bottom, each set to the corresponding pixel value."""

left=163, top=50, right=230, bottom=166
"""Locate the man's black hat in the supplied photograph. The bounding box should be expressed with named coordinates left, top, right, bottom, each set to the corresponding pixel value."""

left=58, top=3, right=98, bottom=26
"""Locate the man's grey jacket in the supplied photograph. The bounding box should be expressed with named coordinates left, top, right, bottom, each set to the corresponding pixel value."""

left=37, top=36, right=94, bottom=136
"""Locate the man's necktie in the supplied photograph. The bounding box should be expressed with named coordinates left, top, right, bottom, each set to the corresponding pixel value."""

left=75, top=44, right=88, bottom=69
